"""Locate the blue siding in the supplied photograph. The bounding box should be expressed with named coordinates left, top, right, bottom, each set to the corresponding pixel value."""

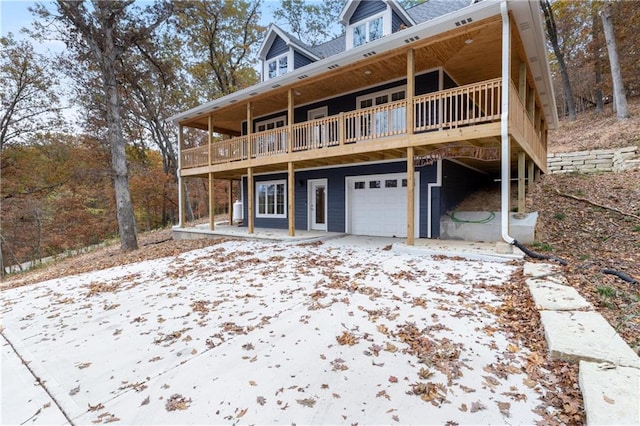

left=266, top=36, right=288, bottom=60
left=242, top=162, right=440, bottom=238
left=350, top=0, right=386, bottom=24
left=444, top=71, right=457, bottom=89
left=294, top=50, right=314, bottom=69
left=392, top=11, right=410, bottom=32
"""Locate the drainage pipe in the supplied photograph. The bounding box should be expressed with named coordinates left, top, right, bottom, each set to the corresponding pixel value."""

left=500, top=0, right=514, bottom=245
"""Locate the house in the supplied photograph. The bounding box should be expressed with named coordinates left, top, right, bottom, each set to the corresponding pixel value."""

left=168, top=0, right=557, bottom=245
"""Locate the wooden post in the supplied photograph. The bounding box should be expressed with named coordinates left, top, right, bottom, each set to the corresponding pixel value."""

left=228, top=179, right=234, bottom=225
left=208, top=114, right=213, bottom=165
left=338, top=112, right=345, bottom=145
left=406, top=48, right=415, bottom=135
left=248, top=167, right=254, bottom=234
left=519, top=62, right=526, bottom=102
left=527, top=160, right=535, bottom=192
left=407, top=146, right=415, bottom=245
left=288, top=162, right=295, bottom=237
left=288, top=89, right=294, bottom=153
left=178, top=125, right=186, bottom=228
left=527, top=87, right=535, bottom=121
left=518, top=152, right=526, bottom=215
left=209, top=173, right=215, bottom=231
left=247, top=102, right=253, bottom=158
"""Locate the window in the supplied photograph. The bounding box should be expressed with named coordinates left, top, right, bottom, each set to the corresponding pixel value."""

left=369, top=180, right=381, bottom=189
left=265, top=53, right=290, bottom=80
left=401, top=179, right=408, bottom=187
left=385, top=179, right=398, bottom=188
left=256, top=180, right=286, bottom=218
left=354, top=181, right=365, bottom=189
left=351, top=15, right=385, bottom=48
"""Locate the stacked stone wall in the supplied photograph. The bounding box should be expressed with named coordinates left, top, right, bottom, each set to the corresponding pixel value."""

left=547, top=146, right=639, bottom=174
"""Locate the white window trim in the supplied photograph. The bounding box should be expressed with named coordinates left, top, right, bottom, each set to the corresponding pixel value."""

left=355, top=85, right=407, bottom=109
left=345, top=9, right=392, bottom=49
left=256, top=179, right=287, bottom=218
left=307, top=106, right=328, bottom=121
left=255, top=115, right=287, bottom=132
left=263, top=50, right=294, bottom=81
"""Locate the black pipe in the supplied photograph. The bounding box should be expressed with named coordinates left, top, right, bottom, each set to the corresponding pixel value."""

left=511, top=239, right=568, bottom=266
left=601, top=269, right=639, bottom=285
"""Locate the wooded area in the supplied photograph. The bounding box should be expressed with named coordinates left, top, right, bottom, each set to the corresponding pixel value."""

left=1, top=0, right=638, bottom=274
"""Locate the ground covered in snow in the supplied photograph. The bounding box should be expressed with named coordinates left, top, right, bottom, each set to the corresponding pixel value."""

left=2, top=238, right=579, bottom=424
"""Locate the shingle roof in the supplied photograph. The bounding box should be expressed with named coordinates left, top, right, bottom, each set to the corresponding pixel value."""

left=310, top=34, right=347, bottom=59
left=406, top=0, right=473, bottom=24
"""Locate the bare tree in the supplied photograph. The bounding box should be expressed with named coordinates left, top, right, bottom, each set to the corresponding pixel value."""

left=601, top=0, right=629, bottom=120
left=541, top=0, right=577, bottom=121
left=33, top=1, right=172, bottom=251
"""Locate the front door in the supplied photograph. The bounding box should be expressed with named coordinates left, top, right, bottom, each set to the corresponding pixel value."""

left=309, top=179, right=328, bottom=231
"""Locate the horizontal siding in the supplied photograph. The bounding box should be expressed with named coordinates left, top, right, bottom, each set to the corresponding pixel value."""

left=294, top=50, right=314, bottom=69
left=243, top=162, right=440, bottom=238
left=266, top=36, right=288, bottom=60
left=392, top=10, right=410, bottom=33
left=350, top=0, right=386, bottom=24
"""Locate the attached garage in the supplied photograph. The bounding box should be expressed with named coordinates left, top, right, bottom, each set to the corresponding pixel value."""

left=346, top=172, right=420, bottom=238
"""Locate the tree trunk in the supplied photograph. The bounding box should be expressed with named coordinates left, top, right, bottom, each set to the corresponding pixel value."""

left=601, top=0, right=630, bottom=120
left=592, top=9, right=604, bottom=113
left=102, top=27, right=138, bottom=251
left=541, top=0, right=576, bottom=121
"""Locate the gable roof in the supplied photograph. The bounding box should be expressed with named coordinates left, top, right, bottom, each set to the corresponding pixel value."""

left=339, top=0, right=416, bottom=27
left=258, top=24, right=321, bottom=61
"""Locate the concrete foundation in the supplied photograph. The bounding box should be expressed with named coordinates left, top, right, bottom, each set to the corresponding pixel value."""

left=440, top=211, right=537, bottom=243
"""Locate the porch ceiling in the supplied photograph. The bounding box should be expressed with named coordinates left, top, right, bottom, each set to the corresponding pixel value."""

left=181, top=16, right=519, bottom=136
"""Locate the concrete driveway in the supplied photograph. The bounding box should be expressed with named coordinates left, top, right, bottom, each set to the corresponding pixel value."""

left=2, top=238, right=546, bottom=424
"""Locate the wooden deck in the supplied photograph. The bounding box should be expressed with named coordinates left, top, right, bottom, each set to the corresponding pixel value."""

left=180, top=78, right=545, bottom=179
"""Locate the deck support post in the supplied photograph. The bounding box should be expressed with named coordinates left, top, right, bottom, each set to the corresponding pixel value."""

left=208, top=115, right=213, bottom=165
left=247, top=102, right=253, bottom=158
left=407, top=146, right=415, bottom=246
left=248, top=168, right=254, bottom=234
left=527, top=160, right=535, bottom=192
left=517, top=152, right=526, bottom=215
left=288, top=89, right=294, bottom=153
left=338, top=112, right=345, bottom=145
left=406, top=48, right=414, bottom=135
left=288, top=162, right=295, bottom=237
left=228, top=179, right=234, bottom=225
left=178, top=125, right=186, bottom=228
left=518, top=62, right=526, bottom=102
left=209, top=173, right=215, bottom=231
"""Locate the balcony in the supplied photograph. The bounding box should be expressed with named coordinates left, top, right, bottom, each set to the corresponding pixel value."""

left=181, top=78, right=544, bottom=173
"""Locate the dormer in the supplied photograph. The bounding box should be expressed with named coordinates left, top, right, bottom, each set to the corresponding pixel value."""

left=258, top=25, right=321, bottom=82
left=340, top=0, right=415, bottom=50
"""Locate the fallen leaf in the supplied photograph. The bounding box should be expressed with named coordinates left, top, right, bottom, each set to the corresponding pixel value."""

left=388, top=376, right=398, bottom=383
left=459, top=403, right=468, bottom=412
left=497, top=401, right=511, bottom=417
left=256, top=396, right=266, bottom=406
left=603, top=395, right=615, bottom=404
left=69, top=385, right=80, bottom=396
left=140, top=396, right=150, bottom=406
left=297, top=398, right=316, bottom=408
left=392, top=414, right=400, bottom=422
left=236, top=408, right=248, bottom=418
left=470, top=401, right=486, bottom=413
left=249, top=380, right=257, bottom=386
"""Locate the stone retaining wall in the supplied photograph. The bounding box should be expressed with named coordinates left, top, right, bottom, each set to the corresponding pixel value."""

left=547, top=145, right=640, bottom=174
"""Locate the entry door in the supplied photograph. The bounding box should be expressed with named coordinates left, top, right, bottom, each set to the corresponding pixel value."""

left=307, top=107, right=327, bottom=148
left=309, top=179, right=328, bottom=231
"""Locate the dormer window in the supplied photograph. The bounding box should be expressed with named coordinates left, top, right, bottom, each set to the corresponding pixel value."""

left=267, top=53, right=289, bottom=79
left=353, top=15, right=384, bottom=47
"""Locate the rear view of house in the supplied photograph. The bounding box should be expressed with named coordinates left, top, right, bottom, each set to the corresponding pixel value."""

left=169, top=0, right=557, bottom=244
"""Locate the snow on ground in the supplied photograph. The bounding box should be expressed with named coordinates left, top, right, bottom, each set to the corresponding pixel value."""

left=2, top=238, right=545, bottom=425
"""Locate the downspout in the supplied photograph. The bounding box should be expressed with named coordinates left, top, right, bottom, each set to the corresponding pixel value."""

left=500, top=0, right=514, bottom=244
left=177, top=127, right=184, bottom=228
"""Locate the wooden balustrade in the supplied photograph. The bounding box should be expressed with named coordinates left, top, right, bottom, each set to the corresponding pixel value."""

left=181, top=78, right=544, bottom=171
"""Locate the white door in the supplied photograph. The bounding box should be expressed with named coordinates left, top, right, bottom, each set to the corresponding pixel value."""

left=309, top=179, right=328, bottom=231
left=347, top=172, right=419, bottom=238
left=307, top=107, right=328, bottom=148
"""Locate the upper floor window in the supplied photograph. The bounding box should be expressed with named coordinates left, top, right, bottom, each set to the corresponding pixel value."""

left=265, top=53, right=289, bottom=80
left=353, top=15, right=384, bottom=47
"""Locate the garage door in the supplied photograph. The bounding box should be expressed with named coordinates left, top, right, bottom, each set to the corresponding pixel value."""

left=347, top=172, right=419, bottom=238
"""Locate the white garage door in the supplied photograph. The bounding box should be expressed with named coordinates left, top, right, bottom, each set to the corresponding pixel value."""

left=347, top=172, right=419, bottom=238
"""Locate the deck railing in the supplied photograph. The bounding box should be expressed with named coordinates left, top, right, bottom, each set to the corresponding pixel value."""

left=181, top=78, right=539, bottom=169
left=509, top=81, right=545, bottom=164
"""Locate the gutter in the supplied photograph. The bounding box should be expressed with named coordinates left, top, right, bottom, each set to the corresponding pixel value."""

left=500, top=0, right=514, bottom=245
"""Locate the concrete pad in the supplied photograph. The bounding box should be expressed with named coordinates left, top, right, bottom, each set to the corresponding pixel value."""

left=439, top=211, right=538, bottom=243
left=523, top=262, right=561, bottom=279
left=526, top=279, right=592, bottom=311
left=394, top=239, right=524, bottom=263
left=1, top=335, right=68, bottom=425
left=579, top=361, right=640, bottom=425
left=540, top=311, right=640, bottom=368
